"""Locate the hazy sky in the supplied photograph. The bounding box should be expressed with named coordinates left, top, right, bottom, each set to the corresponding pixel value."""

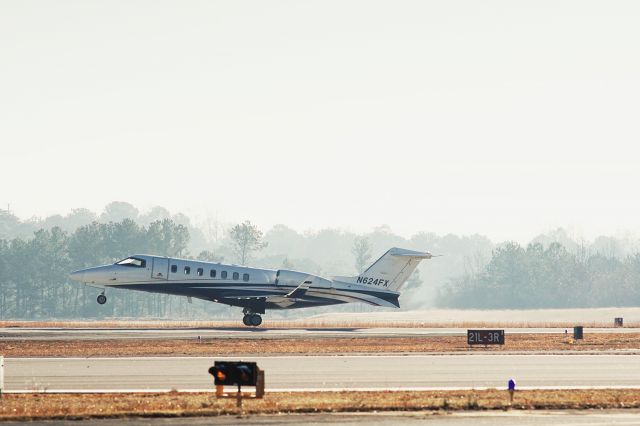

left=1, top=1, right=639, bottom=242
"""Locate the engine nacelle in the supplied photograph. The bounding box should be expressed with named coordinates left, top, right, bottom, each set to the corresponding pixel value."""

left=275, top=269, right=332, bottom=289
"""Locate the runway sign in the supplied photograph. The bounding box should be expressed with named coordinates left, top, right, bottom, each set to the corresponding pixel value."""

left=467, top=330, right=505, bottom=345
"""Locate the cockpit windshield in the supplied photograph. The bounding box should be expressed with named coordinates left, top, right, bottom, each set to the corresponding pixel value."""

left=116, top=257, right=146, bottom=268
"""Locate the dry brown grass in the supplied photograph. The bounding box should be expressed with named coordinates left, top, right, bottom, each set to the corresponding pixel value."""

left=1, top=389, right=640, bottom=420
left=2, top=333, right=639, bottom=357
left=2, top=319, right=639, bottom=329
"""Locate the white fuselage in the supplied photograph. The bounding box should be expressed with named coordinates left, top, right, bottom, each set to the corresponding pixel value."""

left=70, top=254, right=403, bottom=312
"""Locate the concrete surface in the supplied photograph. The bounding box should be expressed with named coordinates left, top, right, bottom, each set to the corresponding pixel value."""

left=4, top=354, right=640, bottom=392
left=2, top=410, right=640, bottom=425
left=2, top=327, right=639, bottom=341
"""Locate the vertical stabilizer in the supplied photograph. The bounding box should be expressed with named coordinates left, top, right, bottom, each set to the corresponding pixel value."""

left=355, top=247, right=432, bottom=292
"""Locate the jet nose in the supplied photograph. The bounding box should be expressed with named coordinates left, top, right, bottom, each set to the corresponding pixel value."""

left=69, top=270, right=85, bottom=282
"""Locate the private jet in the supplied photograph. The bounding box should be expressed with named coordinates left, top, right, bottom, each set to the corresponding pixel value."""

left=69, top=247, right=433, bottom=326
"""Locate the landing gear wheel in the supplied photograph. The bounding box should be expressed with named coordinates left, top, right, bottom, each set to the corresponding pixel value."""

left=242, top=315, right=251, bottom=326
left=249, top=314, right=262, bottom=327
left=97, top=294, right=107, bottom=305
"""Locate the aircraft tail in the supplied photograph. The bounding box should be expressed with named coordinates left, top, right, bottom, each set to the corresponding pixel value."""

left=355, top=247, right=432, bottom=292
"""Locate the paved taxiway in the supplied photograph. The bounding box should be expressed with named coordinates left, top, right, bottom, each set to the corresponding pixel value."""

left=3, top=410, right=640, bottom=426
left=5, top=354, right=640, bottom=392
left=2, top=327, right=639, bottom=341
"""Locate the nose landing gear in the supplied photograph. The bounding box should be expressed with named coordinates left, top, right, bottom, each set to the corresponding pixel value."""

left=97, top=293, right=107, bottom=305
left=242, top=308, right=262, bottom=327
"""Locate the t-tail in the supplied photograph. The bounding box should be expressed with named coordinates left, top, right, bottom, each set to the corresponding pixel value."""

left=334, top=247, right=433, bottom=292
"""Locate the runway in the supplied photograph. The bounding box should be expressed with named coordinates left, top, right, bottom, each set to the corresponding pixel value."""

left=2, top=327, right=639, bottom=341
left=4, top=354, right=640, bottom=392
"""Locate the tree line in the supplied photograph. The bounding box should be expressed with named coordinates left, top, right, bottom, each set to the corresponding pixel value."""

left=437, top=241, right=640, bottom=308
left=0, top=211, right=473, bottom=319
left=0, top=219, right=201, bottom=319
left=2, top=202, right=639, bottom=319
left=0, top=213, right=281, bottom=319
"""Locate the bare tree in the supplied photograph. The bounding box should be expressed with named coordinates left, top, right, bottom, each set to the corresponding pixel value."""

left=197, top=250, right=224, bottom=262
left=200, top=215, right=223, bottom=246
left=352, top=236, right=371, bottom=273
left=229, top=220, right=268, bottom=265
left=281, top=257, right=295, bottom=270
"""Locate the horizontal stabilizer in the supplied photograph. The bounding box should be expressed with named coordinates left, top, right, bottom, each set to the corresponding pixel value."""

left=391, top=249, right=433, bottom=259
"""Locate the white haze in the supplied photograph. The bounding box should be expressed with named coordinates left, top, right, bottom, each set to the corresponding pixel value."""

left=1, top=1, right=639, bottom=243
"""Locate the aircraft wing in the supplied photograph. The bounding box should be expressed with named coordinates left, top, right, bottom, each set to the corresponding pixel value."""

left=216, top=277, right=313, bottom=302
left=217, top=277, right=312, bottom=307
left=215, top=288, right=281, bottom=300
left=285, top=278, right=313, bottom=298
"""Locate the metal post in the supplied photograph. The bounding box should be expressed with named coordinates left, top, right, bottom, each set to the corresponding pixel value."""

left=256, top=369, right=265, bottom=398
left=236, top=384, right=242, bottom=408
left=0, top=355, right=4, bottom=398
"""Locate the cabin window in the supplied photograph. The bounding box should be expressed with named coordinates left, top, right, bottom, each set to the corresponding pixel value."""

left=243, top=273, right=249, bottom=282
left=116, top=257, right=146, bottom=268
left=233, top=272, right=239, bottom=280
left=210, top=269, right=216, bottom=278
left=171, top=265, right=177, bottom=273
left=221, top=271, right=227, bottom=279
left=197, top=267, right=203, bottom=276
left=184, top=266, right=191, bottom=275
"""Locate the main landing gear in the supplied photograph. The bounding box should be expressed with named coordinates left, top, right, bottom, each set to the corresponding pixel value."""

left=242, top=308, right=262, bottom=327
left=97, top=293, right=107, bottom=305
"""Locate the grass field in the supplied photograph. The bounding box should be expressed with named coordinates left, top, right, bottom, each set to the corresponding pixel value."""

left=2, top=333, right=639, bottom=357
left=1, top=389, right=640, bottom=421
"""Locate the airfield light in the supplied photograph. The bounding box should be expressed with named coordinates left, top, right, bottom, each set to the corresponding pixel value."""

left=237, top=365, right=252, bottom=383
left=508, top=379, right=516, bottom=404
left=208, top=361, right=258, bottom=386
left=208, top=361, right=264, bottom=407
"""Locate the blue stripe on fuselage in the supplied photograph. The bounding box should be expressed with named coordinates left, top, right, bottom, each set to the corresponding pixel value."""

left=112, top=281, right=399, bottom=308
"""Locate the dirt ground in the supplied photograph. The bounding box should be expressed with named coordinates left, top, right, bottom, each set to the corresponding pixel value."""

left=1, top=389, right=639, bottom=421
left=2, top=333, right=639, bottom=357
